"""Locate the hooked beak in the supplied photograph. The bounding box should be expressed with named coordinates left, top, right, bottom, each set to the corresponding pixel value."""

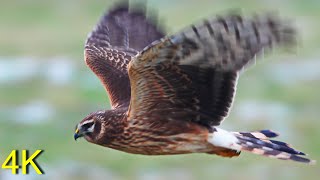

left=74, top=127, right=83, bottom=141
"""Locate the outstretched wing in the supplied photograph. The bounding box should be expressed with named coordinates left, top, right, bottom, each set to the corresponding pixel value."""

left=85, top=4, right=164, bottom=108
left=127, top=14, right=295, bottom=127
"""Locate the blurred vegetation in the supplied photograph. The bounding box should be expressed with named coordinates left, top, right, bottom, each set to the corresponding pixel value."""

left=0, top=0, right=319, bottom=179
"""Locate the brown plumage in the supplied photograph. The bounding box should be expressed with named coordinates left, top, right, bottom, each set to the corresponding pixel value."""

left=74, top=3, right=315, bottom=164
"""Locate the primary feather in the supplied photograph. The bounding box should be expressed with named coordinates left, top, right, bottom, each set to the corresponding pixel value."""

left=128, top=14, right=296, bottom=127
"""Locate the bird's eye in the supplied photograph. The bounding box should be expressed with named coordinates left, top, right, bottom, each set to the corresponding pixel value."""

left=82, top=121, right=94, bottom=129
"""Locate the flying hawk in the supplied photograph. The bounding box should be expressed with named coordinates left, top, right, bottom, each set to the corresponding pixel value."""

left=74, top=3, right=314, bottom=164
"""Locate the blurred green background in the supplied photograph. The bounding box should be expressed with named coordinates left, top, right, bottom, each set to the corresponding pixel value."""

left=0, top=0, right=319, bottom=179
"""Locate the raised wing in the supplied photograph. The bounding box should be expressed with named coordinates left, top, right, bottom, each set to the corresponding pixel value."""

left=85, top=4, right=164, bottom=108
left=128, top=14, right=296, bottom=127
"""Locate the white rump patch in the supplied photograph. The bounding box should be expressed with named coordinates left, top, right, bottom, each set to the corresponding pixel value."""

left=207, top=127, right=241, bottom=151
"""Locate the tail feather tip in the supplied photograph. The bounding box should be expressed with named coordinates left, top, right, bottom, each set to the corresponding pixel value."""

left=309, top=160, right=316, bottom=165
left=259, top=129, right=279, bottom=138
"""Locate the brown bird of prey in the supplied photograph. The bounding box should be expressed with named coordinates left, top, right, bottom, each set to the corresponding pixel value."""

left=74, top=3, right=315, bottom=164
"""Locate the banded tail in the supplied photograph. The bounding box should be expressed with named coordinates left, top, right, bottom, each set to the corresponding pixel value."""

left=208, top=128, right=315, bottom=164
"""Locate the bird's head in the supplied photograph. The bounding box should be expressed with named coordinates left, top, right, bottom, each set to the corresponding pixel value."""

left=74, top=111, right=105, bottom=142
left=74, top=109, right=125, bottom=144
